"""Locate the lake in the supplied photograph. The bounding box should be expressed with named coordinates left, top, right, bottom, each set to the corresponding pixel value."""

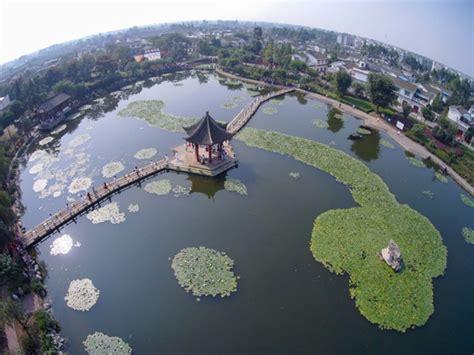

left=20, top=71, right=474, bottom=354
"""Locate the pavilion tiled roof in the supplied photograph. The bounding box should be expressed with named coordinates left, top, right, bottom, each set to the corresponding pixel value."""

left=38, top=93, right=70, bottom=112
left=183, top=112, right=232, bottom=146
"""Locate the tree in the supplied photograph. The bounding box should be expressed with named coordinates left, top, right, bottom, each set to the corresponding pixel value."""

left=0, top=300, right=34, bottom=341
left=422, top=106, right=435, bottom=121
left=411, top=124, right=426, bottom=140
left=352, top=82, right=366, bottom=97
left=431, top=93, right=443, bottom=113
left=367, top=73, right=397, bottom=113
left=335, top=71, right=352, bottom=96
left=0, top=254, right=22, bottom=289
left=432, top=117, right=458, bottom=146
left=289, top=60, right=307, bottom=75
left=402, top=103, right=412, bottom=118
left=253, top=27, right=263, bottom=41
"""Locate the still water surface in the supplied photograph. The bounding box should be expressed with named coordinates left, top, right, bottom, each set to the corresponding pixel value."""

left=20, top=72, right=473, bottom=354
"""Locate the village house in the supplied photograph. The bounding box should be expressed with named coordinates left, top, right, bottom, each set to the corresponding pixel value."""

left=307, top=52, right=328, bottom=73
left=36, top=93, right=71, bottom=130
left=447, top=106, right=474, bottom=137
left=0, top=95, right=10, bottom=112
left=350, top=67, right=370, bottom=83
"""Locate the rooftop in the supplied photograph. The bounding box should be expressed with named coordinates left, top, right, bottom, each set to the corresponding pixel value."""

left=183, top=112, right=233, bottom=146
left=38, top=93, right=70, bottom=112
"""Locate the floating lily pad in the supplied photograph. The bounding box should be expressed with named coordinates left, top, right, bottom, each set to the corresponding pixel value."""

left=102, top=161, right=125, bottom=178
left=289, top=172, right=301, bottom=179
left=50, top=234, right=80, bottom=256
left=422, top=190, right=434, bottom=199
left=171, top=247, right=238, bottom=298
left=407, top=156, right=426, bottom=168
left=33, top=179, right=48, bottom=193
left=83, top=332, right=132, bottom=355
left=172, top=185, right=191, bottom=197
left=51, top=124, right=67, bottom=135
left=313, top=119, right=328, bottom=129
left=38, top=137, right=54, bottom=146
left=224, top=178, right=247, bottom=195
left=262, top=106, right=278, bottom=115
left=380, top=139, right=395, bottom=149
left=434, top=172, right=448, bottom=183
left=144, top=179, right=172, bottom=196
left=462, top=227, right=474, bottom=244
left=356, top=127, right=372, bottom=135
left=221, top=101, right=238, bottom=109
left=127, top=203, right=139, bottom=213
left=69, top=134, right=92, bottom=148
left=29, top=163, right=44, bottom=175
left=65, top=279, right=100, bottom=311
left=68, top=177, right=92, bottom=194
left=460, top=194, right=474, bottom=208
left=134, top=148, right=157, bottom=160
left=86, top=202, right=125, bottom=224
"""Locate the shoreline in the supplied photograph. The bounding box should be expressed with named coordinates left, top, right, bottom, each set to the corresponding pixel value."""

left=214, top=67, right=474, bottom=196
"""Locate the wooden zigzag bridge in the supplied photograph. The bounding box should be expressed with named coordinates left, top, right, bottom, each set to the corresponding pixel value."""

left=22, top=87, right=294, bottom=247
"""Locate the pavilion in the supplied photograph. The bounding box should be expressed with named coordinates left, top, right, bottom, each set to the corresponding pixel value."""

left=183, top=111, right=233, bottom=163
left=167, top=111, right=238, bottom=177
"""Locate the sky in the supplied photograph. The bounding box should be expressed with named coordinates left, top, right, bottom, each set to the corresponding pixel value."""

left=1, top=0, right=473, bottom=76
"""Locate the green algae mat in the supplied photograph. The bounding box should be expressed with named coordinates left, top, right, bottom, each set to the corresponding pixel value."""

left=119, top=100, right=447, bottom=332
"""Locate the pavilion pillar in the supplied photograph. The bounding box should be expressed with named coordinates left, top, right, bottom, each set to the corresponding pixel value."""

left=208, top=145, right=212, bottom=162
left=194, top=144, right=199, bottom=162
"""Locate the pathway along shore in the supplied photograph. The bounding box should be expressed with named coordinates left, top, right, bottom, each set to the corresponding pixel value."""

left=215, top=67, right=474, bottom=196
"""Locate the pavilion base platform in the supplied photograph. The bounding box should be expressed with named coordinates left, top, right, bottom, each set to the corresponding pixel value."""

left=168, top=142, right=237, bottom=177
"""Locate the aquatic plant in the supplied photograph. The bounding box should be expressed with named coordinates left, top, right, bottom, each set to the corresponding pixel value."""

left=118, top=100, right=197, bottom=132
left=127, top=203, right=139, bottom=213
left=83, top=332, right=132, bottom=355
left=65, top=279, right=100, bottom=311
left=407, top=156, right=426, bottom=168
left=232, top=95, right=246, bottom=102
left=144, top=179, right=172, bottom=196
left=171, top=247, right=238, bottom=298
left=356, top=127, right=372, bottom=135
left=224, top=178, right=248, bottom=195
left=422, top=190, right=434, bottom=199
left=29, top=163, right=44, bottom=175
left=29, top=150, right=47, bottom=162
left=221, top=101, right=238, bottom=109
left=69, top=134, right=92, bottom=148
left=51, top=124, right=67, bottom=135
left=86, top=202, right=125, bottom=224
left=38, top=137, right=54, bottom=146
left=289, top=172, right=301, bottom=179
left=172, top=185, right=191, bottom=197
left=434, top=172, right=448, bottom=183
left=236, top=127, right=447, bottom=332
left=102, top=161, right=125, bottom=178
left=33, top=179, right=48, bottom=193
left=312, top=102, right=326, bottom=110
left=380, top=138, right=395, bottom=149
left=262, top=106, right=278, bottom=115
left=460, top=194, right=474, bottom=208
left=313, top=119, right=328, bottom=129
left=462, top=227, right=474, bottom=244
left=134, top=148, right=157, bottom=160
left=120, top=100, right=447, bottom=331
left=50, top=234, right=80, bottom=256
left=68, top=177, right=92, bottom=194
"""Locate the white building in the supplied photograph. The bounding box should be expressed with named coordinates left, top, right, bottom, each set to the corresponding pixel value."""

left=0, top=95, right=10, bottom=112
left=350, top=68, right=370, bottom=83
left=448, top=106, right=473, bottom=133
left=143, top=48, right=161, bottom=61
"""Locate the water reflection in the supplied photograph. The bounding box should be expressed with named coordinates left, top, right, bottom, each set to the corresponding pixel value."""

left=327, top=108, right=344, bottom=133
left=187, top=174, right=226, bottom=199
left=350, top=129, right=380, bottom=162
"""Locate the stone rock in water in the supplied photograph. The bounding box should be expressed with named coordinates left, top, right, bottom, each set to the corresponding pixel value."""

left=380, top=239, right=402, bottom=272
